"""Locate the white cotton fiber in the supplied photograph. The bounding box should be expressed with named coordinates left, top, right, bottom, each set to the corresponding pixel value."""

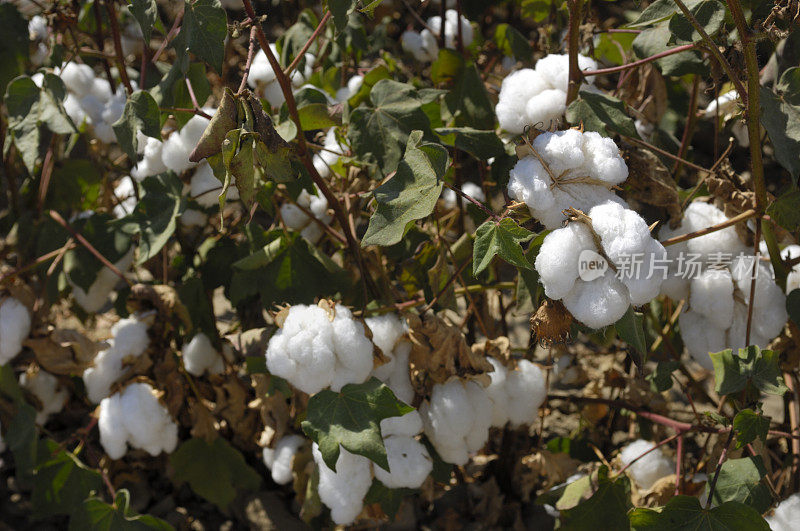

left=189, top=162, right=237, bottom=208
left=620, top=439, right=674, bottom=490
left=0, top=297, right=32, bottom=364
left=704, top=90, right=740, bottom=116
left=782, top=245, right=800, bottom=294
left=69, top=247, right=134, bottom=313
left=265, top=304, right=373, bottom=395
left=563, top=272, right=630, bottom=329
left=19, top=369, right=68, bottom=425
left=98, top=382, right=179, bottom=459
left=59, top=62, right=96, bottom=97
left=534, top=222, right=594, bottom=300
left=112, top=177, right=137, bottom=218
left=183, top=333, right=223, bottom=376
left=313, top=443, right=372, bottom=525
left=689, top=269, right=735, bottom=330
left=83, top=317, right=149, bottom=403
left=279, top=186, right=332, bottom=244
left=312, top=128, right=345, bottom=179
left=262, top=434, right=305, bottom=485
left=678, top=310, right=727, bottom=371
left=401, top=9, right=472, bottom=63
left=767, top=493, right=800, bottom=531
left=374, top=435, right=432, bottom=489
left=419, top=379, right=492, bottom=465
left=485, top=358, right=547, bottom=427
left=335, top=75, right=364, bottom=103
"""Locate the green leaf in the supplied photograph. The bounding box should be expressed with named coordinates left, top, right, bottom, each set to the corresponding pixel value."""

left=32, top=443, right=104, bottom=518
left=787, top=289, right=800, bottom=326
left=761, top=85, right=800, bottom=180
left=444, top=61, right=495, bottom=130
left=297, top=102, right=341, bottom=130
left=127, top=0, right=159, bottom=44
left=6, top=402, right=40, bottom=483
left=362, top=130, right=447, bottom=246
left=364, top=479, right=416, bottom=520
left=472, top=218, right=534, bottom=276
left=615, top=307, right=648, bottom=369
left=170, top=437, right=261, bottom=512
left=766, top=190, right=800, bottom=231
left=494, top=23, right=532, bottom=60
left=348, top=79, right=434, bottom=176
left=778, top=66, right=800, bottom=106
left=0, top=4, right=28, bottom=97
left=647, top=360, right=680, bottom=393
left=189, top=87, right=239, bottom=162
left=436, top=127, right=506, bottom=160
left=347, top=65, right=390, bottom=108
left=560, top=466, right=632, bottom=530
left=705, top=456, right=773, bottom=514
left=48, top=160, right=103, bottom=212
left=732, top=409, right=770, bottom=449
left=709, top=345, right=788, bottom=397
left=629, top=496, right=769, bottom=530
left=301, top=377, right=414, bottom=472
left=632, top=25, right=706, bottom=76
left=113, top=90, right=161, bottom=160
left=183, top=0, right=227, bottom=73
left=566, top=88, right=639, bottom=138
left=115, top=173, right=184, bottom=265
left=628, top=0, right=703, bottom=27
left=69, top=489, right=174, bottom=530
left=328, top=0, right=356, bottom=33
left=64, top=213, right=133, bottom=292
left=176, top=276, right=216, bottom=338
left=668, top=1, right=727, bottom=45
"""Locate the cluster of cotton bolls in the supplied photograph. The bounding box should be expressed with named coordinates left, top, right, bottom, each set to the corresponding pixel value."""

left=401, top=9, right=474, bottom=62
left=98, top=382, right=179, bottom=459
left=442, top=181, right=485, bottom=210
left=619, top=439, right=675, bottom=490
left=496, top=54, right=597, bottom=134
left=365, top=313, right=414, bottom=404
left=507, top=129, right=629, bottom=229
left=19, top=369, right=68, bottom=425
left=67, top=246, right=134, bottom=313
left=248, top=43, right=314, bottom=108
left=279, top=186, right=333, bottom=244
left=265, top=303, right=375, bottom=395
left=768, top=493, right=800, bottom=531
left=49, top=62, right=131, bottom=144
left=82, top=317, right=150, bottom=403
left=182, top=333, right=225, bottom=376
left=0, top=296, right=32, bottom=365
left=535, top=201, right=667, bottom=329
left=659, top=201, right=787, bottom=370
left=485, top=357, right=546, bottom=428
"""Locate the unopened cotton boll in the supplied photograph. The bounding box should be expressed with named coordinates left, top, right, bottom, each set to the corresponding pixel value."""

left=507, top=130, right=628, bottom=229
left=767, top=493, right=800, bottom=531
left=262, top=434, right=305, bottom=485
left=496, top=54, right=596, bottom=134
left=485, top=358, right=547, bottom=428
left=98, top=382, right=179, bottom=459
left=619, top=439, right=674, bottom=490
left=419, top=379, right=492, bottom=465
left=313, top=443, right=372, bottom=525
left=69, top=247, right=134, bottom=313
left=83, top=317, right=149, bottom=403
left=375, top=435, right=433, bottom=489
left=183, top=333, right=224, bottom=376
left=265, top=304, right=374, bottom=395
left=19, top=370, right=68, bottom=424
left=0, top=297, right=32, bottom=364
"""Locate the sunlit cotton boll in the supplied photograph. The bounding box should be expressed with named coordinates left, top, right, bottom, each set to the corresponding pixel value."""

left=182, top=333, right=224, bottom=376
left=767, top=493, right=800, bottom=531
left=374, top=434, right=432, bottom=489
left=619, top=439, right=674, bottom=490
left=312, top=128, right=345, bottom=179
left=69, top=247, right=134, bottom=313
left=312, top=443, right=372, bottom=525
left=83, top=317, right=149, bottom=403
left=248, top=44, right=314, bottom=108
left=485, top=358, right=547, bottom=428
left=366, top=314, right=414, bottom=405
left=58, top=62, right=96, bottom=97
left=112, top=177, right=137, bottom=218
left=162, top=111, right=214, bottom=174
left=189, top=162, right=238, bottom=208
left=0, top=297, right=32, bottom=365
left=279, top=186, right=333, bottom=244
left=335, top=75, right=364, bottom=103
left=262, top=434, right=305, bottom=485
left=19, top=369, right=68, bottom=425
left=98, top=382, right=179, bottom=459
left=783, top=244, right=800, bottom=294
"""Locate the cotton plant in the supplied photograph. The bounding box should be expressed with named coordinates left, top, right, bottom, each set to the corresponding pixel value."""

left=496, top=53, right=598, bottom=134
left=485, top=357, right=547, bottom=428
left=312, top=128, right=346, bottom=179
left=98, top=382, right=179, bottom=459
left=535, top=201, right=667, bottom=329
left=0, top=296, right=32, bottom=365
left=401, top=9, right=473, bottom=62
left=659, top=201, right=787, bottom=370
left=83, top=317, right=150, bottom=403
left=19, top=369, right=68, bottom=425
left=507, top=129, right=629, bottom=229
left=279, top=186, right=334, bottom=244
left=619, top=439, right=674, bottom=490
left=247, top=43, right=314, bottom=108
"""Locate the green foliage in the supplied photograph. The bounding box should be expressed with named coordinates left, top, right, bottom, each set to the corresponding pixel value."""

left=566, top=88, right=639, bottom=138
left=704, top=456, right=773, bottom=514
left=32, top=442, right=103, bottom=518
left=472, top=218, right=534, bottom=276
left=647, top=360, right=680, bottom=393
left=732, top=409, right=770, bottom=449
left=0, top=4, right=28, bottom=96
left=787, top=289, right=800, bottom=326
left=69, top=489, right=174, bottom=530
left=560, top=466, right=632, bottom=530
left=629, top=495, right=769, bottom=530
left=364, top=480, right=416, bottom=520
left=301, top=377, right=414, bottom=472
left=362, top=130, right=447, bottom=246
left=127, top=0, right=159, bottom=44
left=632, top=25, right=705, bottom=76
left=628, top=0, right=703, bottom=27
left=668, top=1, right=727, bottom=44
left=436, top=127, right=507, bottom=161
left=113, top=90, right=161, bottom=160
left=615, top=307, right=647, bottom=369
left=709, top=345, right=788, bottom=397
left=328, top=0, right=357, bottom=33
left=766, top=189, right=800, bottom=231
left=170, top=437, right=262, bottom=512
left=761, top=68, right=800, bottom=180
left=493, top=23, right=532, bottom=61
left=183, top=0, right=228, bottom=73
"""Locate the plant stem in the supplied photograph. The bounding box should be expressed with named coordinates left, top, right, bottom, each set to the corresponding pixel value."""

left=284, top=11, right=331, bottom=77
left=443, top=182, right=498, bottom=222
left=105, top=0, right=133, bottom=94
left=705, top=429, right=734, bottom=509
left=238, top=26, right=259, bottom=94
left=660, top=209, right=757, bottom=246
left=566, top=0, right=583, bottom=105
left=581, top=44, right=697, bottom=76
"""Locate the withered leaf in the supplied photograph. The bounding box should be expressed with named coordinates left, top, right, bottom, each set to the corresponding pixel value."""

left=23, top=329, right=104, bottom=375
left=189, top=87, right=240, bottom=163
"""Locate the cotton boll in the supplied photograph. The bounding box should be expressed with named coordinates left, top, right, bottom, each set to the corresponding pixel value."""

left=767, top=493, right=800, bottom=531
left=190, top=162, right=228, bottom=207
left=280, top=203, right=310, bottom=230
left=247, top=49, right=277, bottom=89
left=132, top=137, right=167, bottom=180
left=704, top=90, right=740, bottom=116
left=312, top=128, right=345, bottom=178
left=263, top=434, right=305, bottom=485
left=28, top=15, right=47, bottom=40
left=563, top=271, right=629, bottom=329
left=113, top=178, right=137, bottom=218
left=330, top=306, right=375, bottom=391
left=70, top=247, right=134, bottom=313
left=120, top=23, right=144, bottom=57
left=59, top=62, right=96, bottom=97
left=19, top=370, right=68, bottom=425
left=681, top=202, right=748, bottom=259
left=532, top=128, right=585, bottom=175
left=689, top=269, right=734, bottom=329
left=183, top=333, right=224, bottom=376
left=581, top=131, right=629, bottom=185
left=619, top=439, right=674, bottom=490
left=180, top=209, right=208, bottom=227
left=496, top=69, right=549, bottom=134
left=782, top=245, right=800, bottom=294
left=535, top=222, right=595, bottom=300
left=98, top=382, right=179, bottom=459
left=83, top=317, right=149, bottom=403
left=313, top=444, right=372, bottom=525
left=679, top=311, right=727, bottom=370
left=535, top=53, right=597, bottom=94
left=374, top=341, right=414, bottom=404
left=374, top=435, right=432, bottom=489
left=89, top=77, right=113, bottom=103
left=365, top=313, right=407, bottom=364
left=420, top=379, right=492, bottom=465
left=485, top=358, right=509, bottom=427
left=401, top=30, right=428, bottom=62
left=335, top=75, right=364, bottom=103
left=0, top=297, right=32, bottom=364
left=161, top=133, right=193, bottom=174
left=524, top=89, right=567, bottom=130
left=380, top=410, right=423, bottom=437
left=263, top=79, right=287, bottom=108
left=63, top=93, right=86, bottom=127
left=486, top=358, right=546, bottom=427
left=180, top=113, right=213, bottom=148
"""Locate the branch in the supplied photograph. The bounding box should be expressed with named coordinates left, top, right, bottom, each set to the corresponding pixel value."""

left=284, top=11, right=331, bottom=77
left=581, top=44, right=697, bottom=76
left=443, top=182, right=498, bottom=221
left=660, top=208, right=757, bottom=246
left=566, top=0, right=583, bottom=105
left=105, top=0, right=133, bottom=94
left=238, top=26, right=259, bottom=94
left=152, top=10, right=184, bottom=64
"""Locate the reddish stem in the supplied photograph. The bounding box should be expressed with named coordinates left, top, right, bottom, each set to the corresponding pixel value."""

left=284, top=11, right=331, bottom=77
